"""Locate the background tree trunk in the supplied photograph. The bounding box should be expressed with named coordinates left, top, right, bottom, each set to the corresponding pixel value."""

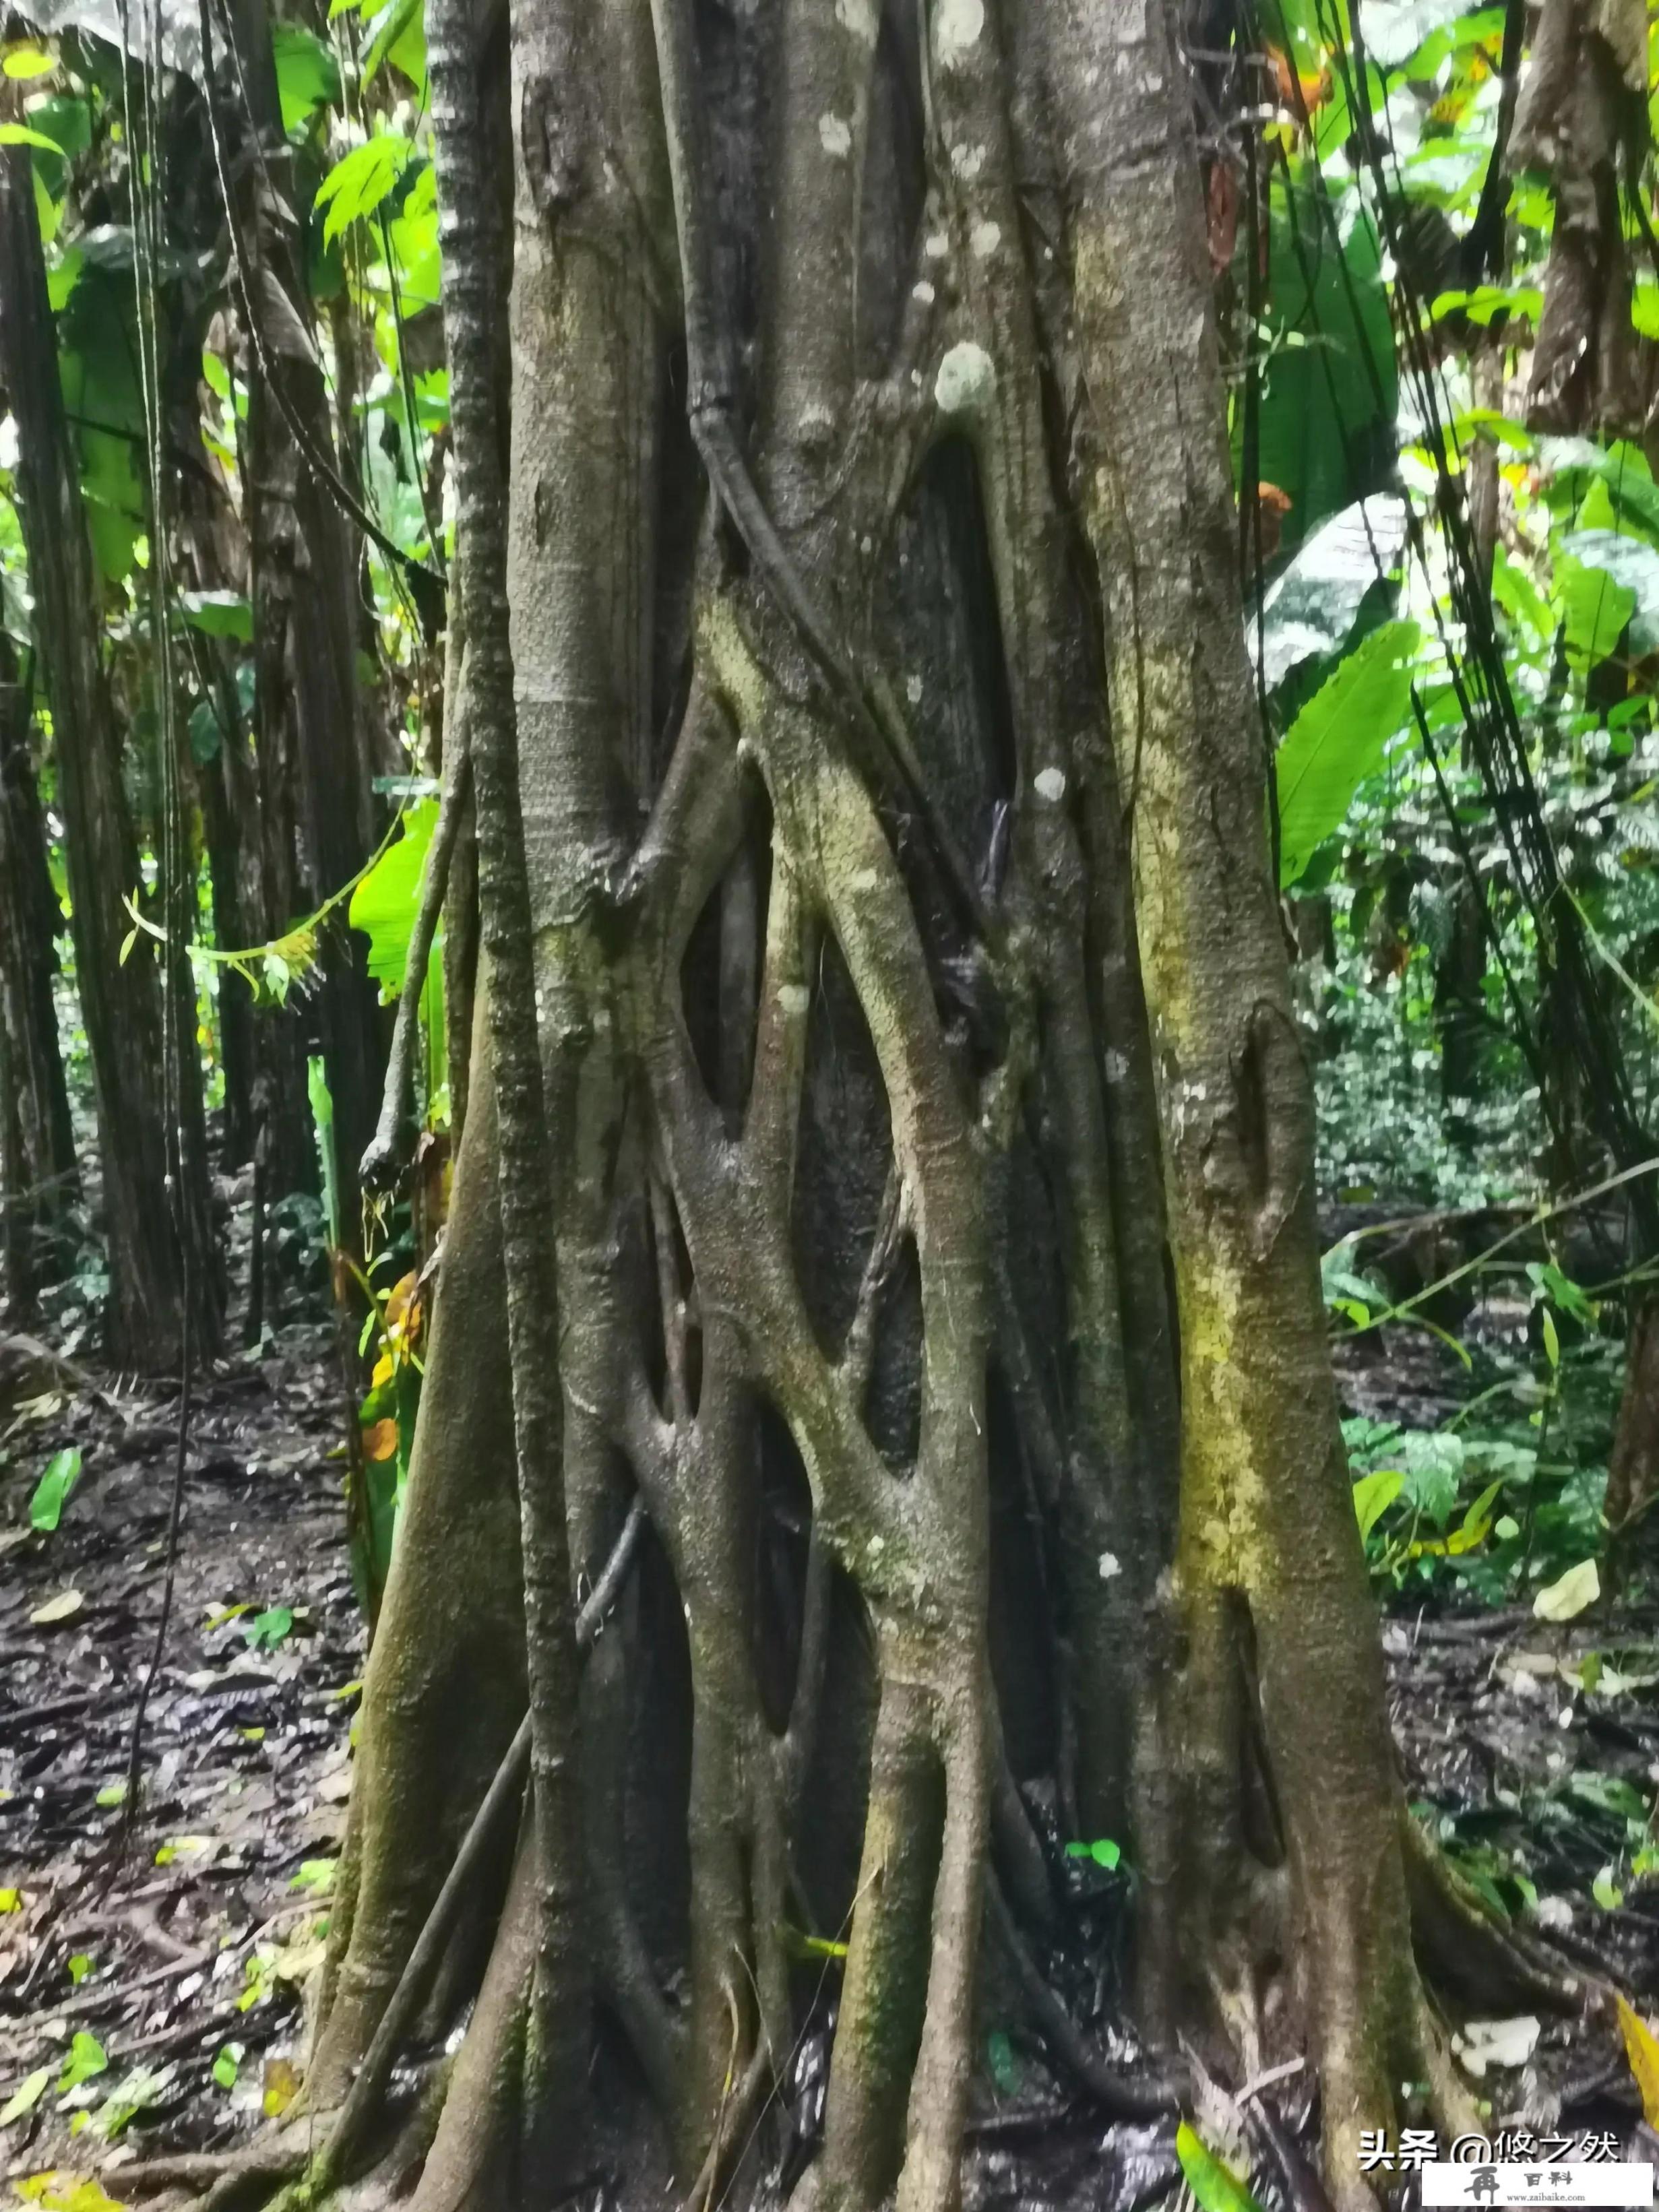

left=0, top=635, right=77, bottom=1313
left=0, top=135, right=220, bottom=1371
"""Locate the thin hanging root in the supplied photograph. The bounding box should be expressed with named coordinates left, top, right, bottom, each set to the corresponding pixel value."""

left=1402, top=1810, right=1590, bottom=2015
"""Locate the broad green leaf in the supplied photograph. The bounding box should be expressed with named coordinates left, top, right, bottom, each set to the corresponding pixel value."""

left=66, top=1955, right=92, bottom=1984
left=0, top=124, right=65, bottom=150
left=3, top=46, right=55, bottom=77
left=1, top=2068, right=51, bottom=2124
left=1534, top=1558, right=1600, bottom=1623
left=178, top=590, right=252, bottom=643
left=272, top=23, right=340, bottom=134
left=349, top=798, right=437, bottom=999
left=246, top=1606, right=294, bottom=1650
left=1276, top=619, right=1420, bottom=885
left=1250, top=177, right=1397, bottom=557
left=212, top=2045, right=241, bottom=2090
left=1352, top=1467, right=1403, bottom=1544
left=1555, top=552, right=1635, bottom=675
left=314, top=133, right=412, bottom=246
left=29, top=1447, right=82, bottom=1534
left=1175, top=2120, right=1265, bottom=2212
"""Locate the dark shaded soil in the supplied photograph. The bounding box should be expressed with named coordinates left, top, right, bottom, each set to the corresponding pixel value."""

left=0, top=1315, right=363, bottom=2192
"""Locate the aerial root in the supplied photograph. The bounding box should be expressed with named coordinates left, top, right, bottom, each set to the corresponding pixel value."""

left=986, top=1874, right=1184, bottom=2117
left=113, top=2143, right=307, bottom=2202
left=1402, top=1812, right=1590, bottom=2016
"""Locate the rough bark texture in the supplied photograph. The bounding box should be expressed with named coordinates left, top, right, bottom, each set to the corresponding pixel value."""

left=0, top=136, right=220, bottom=1371
left=220, top=7, right=1528, bottom=2212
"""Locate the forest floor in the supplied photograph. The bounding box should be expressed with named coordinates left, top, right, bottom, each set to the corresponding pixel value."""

left=1, top=1222, right=1658, bottom=2203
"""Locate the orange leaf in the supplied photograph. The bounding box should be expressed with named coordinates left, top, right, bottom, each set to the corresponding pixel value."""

left=361, top=1418, right=398, bottom=1463
left=1618, top=1994, right=1659, bottom=2128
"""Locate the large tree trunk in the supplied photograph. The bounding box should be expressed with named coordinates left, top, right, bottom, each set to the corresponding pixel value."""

left=220, top=7, right=1567, bottom=2212
left=0, top=136, right=220, bottom=1372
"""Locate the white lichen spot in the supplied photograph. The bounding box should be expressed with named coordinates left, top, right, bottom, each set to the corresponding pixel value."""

left=850, top=867, right=879, bottom=893
left=934, top=338, right=995, bottom=416
left=778, top=982, right=811, bottom=1017
left=1104, top=1048, right=1129, bottom=1084
left=1033, top=765, right=1067, bottom=802
left=912, top=278, right=937, bottom=305
left=860, top=534, right=873, bottom=555
left=925, top=230, right=949, bottom=260
left=835, top=0, right=879, bottom=40
left=949, top=141, right=987, bottom=181
left=818, top=111, right=852, bottom=158
left=970, top=218, right=1001, bottom=259
left=1098, top=1550, right=1122, bottom=1581
left=935, top=0, right=984, bottom=66
left=906, top=674, right=923, bottom=704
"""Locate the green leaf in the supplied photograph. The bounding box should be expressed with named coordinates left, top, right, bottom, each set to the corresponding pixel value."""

left=66, top=1955, right=92, bottom=1986
left=1555, top=553, right=1635, bottom=676
left=1559, top=530, right=1659, bottom=656
left=56, top=2033, right=107, bottom=2095
left=362, top=0, right=425, bottom=89
left=29, top=1448, right=82, bottom=1534
left=178, top=590, right=253, bottom=643
left=309, top=1056, right=340, bottom=1249
left=1276, top=619, right=1420, bottom=885
left=1250, top=177, right=1398, bottom=556
left=348, top=798, right=437, bottom=1000
left=1594, top=1864, right=1625, bottom=1911
left=245, top=1606, right=294, bottom=1651
left=1541, top=1308, right=1561, bottom=1370
left=1352, top=1467, right=1404, bottom=1544
left=3, top=46, right=56, bottom=77
left=0, top=2068, right=51, bottom=2124
left=288, top=1858, right=336, bottom=1893
left=313, top=133, right=412, bottom=246
left=1176, top=2120, right=1265, bottom=2212
left=211, top=2044, right=241, bottom=2090
left=272, top=23, right=340, bottom=134
left=1063, top=1837, right=1122, bottom=1868
left=0, top=123, right=65, bottom=150
left=986, top=2029, right=1022, bottom=2094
